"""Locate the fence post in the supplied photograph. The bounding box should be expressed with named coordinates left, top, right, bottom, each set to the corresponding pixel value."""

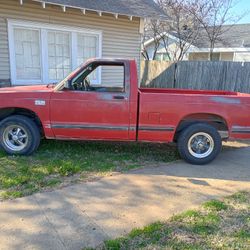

left=173, top=63, right=177, bottom=89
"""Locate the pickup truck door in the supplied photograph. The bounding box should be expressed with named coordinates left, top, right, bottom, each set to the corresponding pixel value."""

left=49, top=62, right=130, bottom=140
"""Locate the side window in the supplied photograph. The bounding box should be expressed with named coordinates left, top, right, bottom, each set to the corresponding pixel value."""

left=71, top=63, right=125, bottom=92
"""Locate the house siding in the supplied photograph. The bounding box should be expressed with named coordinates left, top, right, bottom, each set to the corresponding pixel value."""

left=220, top=52, right=234, bottom=61
left=145, top=39, right=189, bottom=61
left=0, top=0, right=141, bottom=86
left=234, top=52, right=250, bottom=62
left=189, top=52, right=234, bottom=61
left=189, top=53, right=209, bottom=61
left=0, top=17, right=10, bottom=83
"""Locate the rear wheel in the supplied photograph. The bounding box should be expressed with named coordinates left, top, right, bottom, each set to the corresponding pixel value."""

left=0, top=115, right=40, bottom=155
left=177, top=123, right=222, bottom=165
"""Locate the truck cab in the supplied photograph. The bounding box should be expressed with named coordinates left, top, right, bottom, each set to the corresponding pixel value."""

left=49, top=59, right=138, bottom=141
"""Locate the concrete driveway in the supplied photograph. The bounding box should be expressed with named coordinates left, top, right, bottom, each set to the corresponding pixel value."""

left=0, top=141, right=250, bottom=250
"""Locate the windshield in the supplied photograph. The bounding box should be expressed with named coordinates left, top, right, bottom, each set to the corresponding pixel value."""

left=53, top=64, right=84, bottom=91
left=53, top=57, right=96, bottom=91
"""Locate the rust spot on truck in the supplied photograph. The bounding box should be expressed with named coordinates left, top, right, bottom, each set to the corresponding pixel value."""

left=210, top=96, right=241, bottom=104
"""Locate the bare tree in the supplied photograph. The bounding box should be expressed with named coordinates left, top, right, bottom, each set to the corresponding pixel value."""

left=158, top=0, right=203, bottom=61
left=143, top=0, right=246, bottom=62
left=142, top=0, right=202, bottom=62
left=141, top=19, right=170, bottom=60
left=190, top=0, right=245, bottom=60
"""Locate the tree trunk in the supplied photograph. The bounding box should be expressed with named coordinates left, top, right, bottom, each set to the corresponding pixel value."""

left=209, top=42, right=215, bottom=61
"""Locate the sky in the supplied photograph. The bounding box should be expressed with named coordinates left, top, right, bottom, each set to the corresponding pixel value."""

left=230, top=0, right=250, bottom=24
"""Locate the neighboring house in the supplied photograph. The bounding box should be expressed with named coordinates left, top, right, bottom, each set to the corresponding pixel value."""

left=143, top=32, right=191, bottom=61
left=189, top=24, right=250, bottom=62
left=0, top=0, right=165, bottom=87
left=143, top=24, right=250, bottom=62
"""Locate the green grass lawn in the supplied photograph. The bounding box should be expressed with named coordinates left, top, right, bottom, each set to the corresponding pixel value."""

left=0, top=140, right=179, bottom=200
left=102, top=191, right=250, bottom=250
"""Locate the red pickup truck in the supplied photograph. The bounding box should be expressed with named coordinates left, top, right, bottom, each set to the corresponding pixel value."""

left=0, top=58, right=250, bottom=164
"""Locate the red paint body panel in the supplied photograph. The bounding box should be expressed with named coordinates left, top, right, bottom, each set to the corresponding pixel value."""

left=0, top=85, right=54, bottom=137
left=138, top=89, right=250, bottom=141
left=1, top=58, right=250, bottom=143
left=50, top=90, right=130, bottom=140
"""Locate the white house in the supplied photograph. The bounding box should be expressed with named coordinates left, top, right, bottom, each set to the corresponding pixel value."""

left=143, top=24, right=250, bottom=62
left=189, top=24, right=250, bottom=62
left=143, top=32, right=192, bottom=61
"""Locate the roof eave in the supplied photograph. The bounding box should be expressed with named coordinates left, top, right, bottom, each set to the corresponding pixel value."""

left=189, top=47, right=250, bottom=52
left=30, top=0, right=169, bottom=20
left=144, top=32, right=196, bottom=49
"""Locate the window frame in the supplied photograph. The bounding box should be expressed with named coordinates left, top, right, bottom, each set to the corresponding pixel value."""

left=211, top=52, right=221, bottom=61
left=47, top=30, right=72, bottom=82
left=70, top=62, right=126, bottom=93
left=8, top=19, right=102, bottom=85
left=155, top=52, right=170, bottom=62
left=12, top=26, right=42, bottom=81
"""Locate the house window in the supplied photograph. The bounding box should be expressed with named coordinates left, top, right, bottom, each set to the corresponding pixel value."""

left=211, top=53, right=220, bottom=61
left=8, top=20, right=102, bottom=85
left=14, top=27, right=41, bottom=80
left=77, top=35, right=98, bottom=81
left=155, top=52, right=170, bottom=61
left=77, top=35, right=97, bottom=65
left=48, top=31, right=71, bottom=81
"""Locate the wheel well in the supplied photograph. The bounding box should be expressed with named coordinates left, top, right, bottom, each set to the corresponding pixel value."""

left=0, top=108, right=44, bottom=136
left=174, top=113, right=229, bottom=141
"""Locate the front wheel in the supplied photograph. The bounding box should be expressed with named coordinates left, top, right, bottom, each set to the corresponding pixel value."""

left=0, top=115, right=40, bottom=155
left=177, top=123, right=222, bottom=165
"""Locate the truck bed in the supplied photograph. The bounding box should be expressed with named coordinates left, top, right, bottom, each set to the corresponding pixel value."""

left=138, top=87, right=250, bottom=142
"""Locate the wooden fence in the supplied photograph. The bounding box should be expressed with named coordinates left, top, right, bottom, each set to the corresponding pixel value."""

left=140, top=60, right=250, bottom=93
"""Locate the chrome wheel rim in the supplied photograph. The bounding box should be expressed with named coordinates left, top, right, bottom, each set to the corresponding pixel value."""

left=188, top=132, right=214, bottom=159
left=3, top=125, right=28, bottom=152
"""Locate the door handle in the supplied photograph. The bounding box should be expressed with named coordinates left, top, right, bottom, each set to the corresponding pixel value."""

left=113, top=95, right=125, bottom=100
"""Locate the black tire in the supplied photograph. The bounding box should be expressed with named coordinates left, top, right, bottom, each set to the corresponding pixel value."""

left=177, top=123, right=222, bottom=165
left=0, top=115, right=40, bottom=155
